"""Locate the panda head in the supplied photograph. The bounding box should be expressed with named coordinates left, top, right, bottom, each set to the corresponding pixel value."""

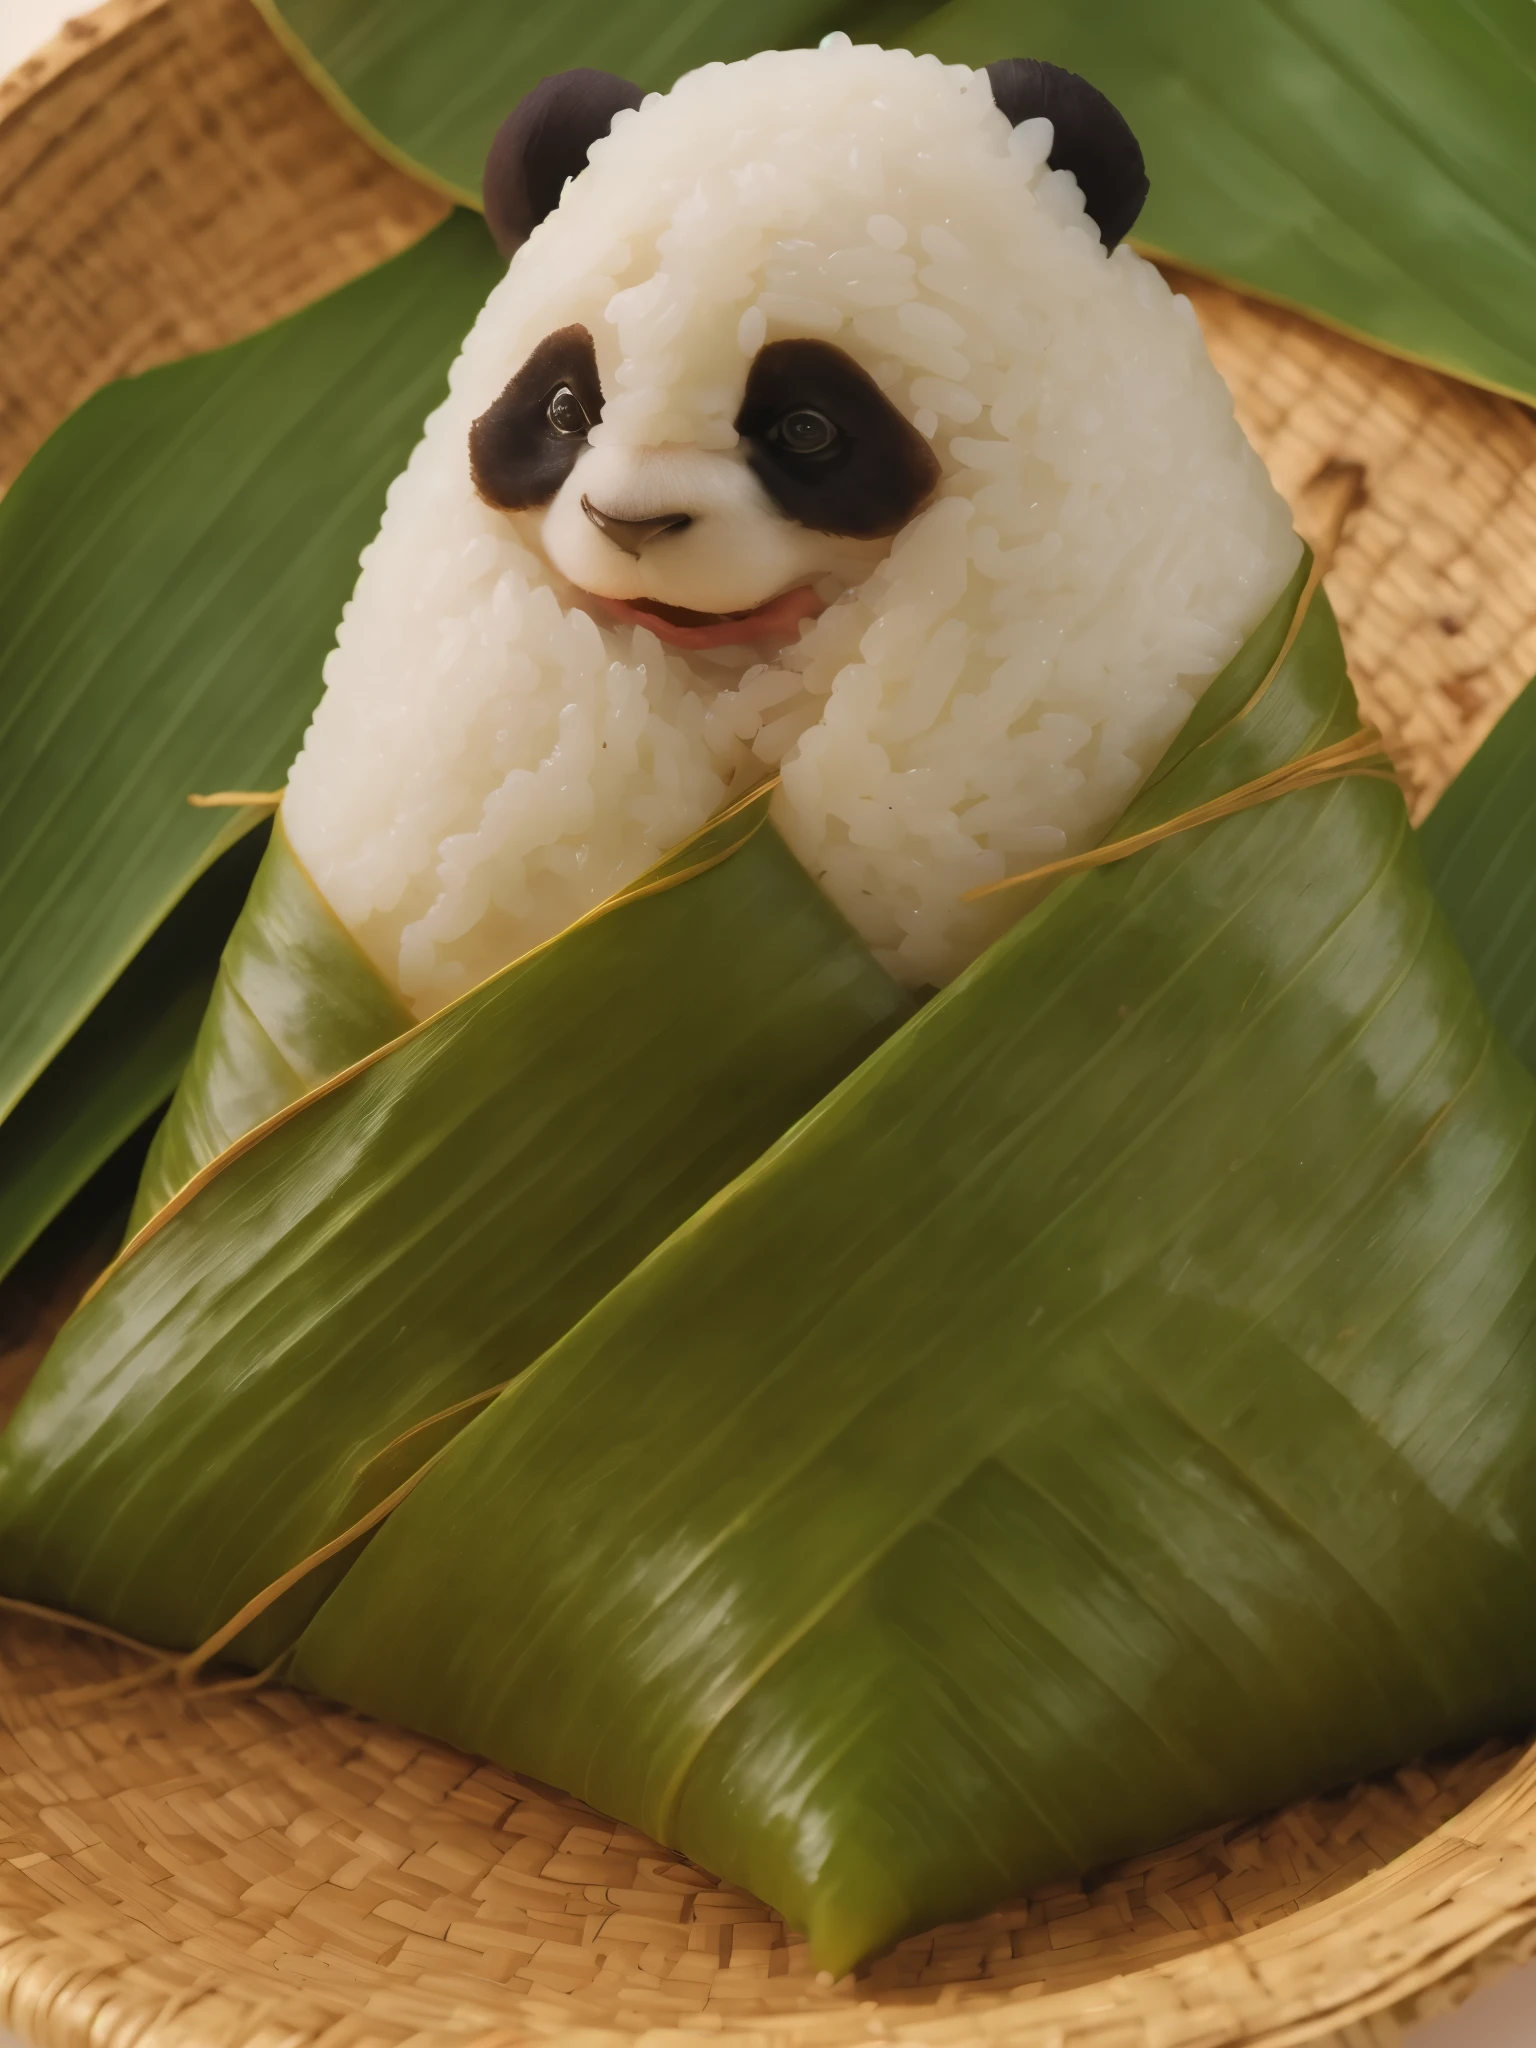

left=464, top=46, right=1147, bottom=652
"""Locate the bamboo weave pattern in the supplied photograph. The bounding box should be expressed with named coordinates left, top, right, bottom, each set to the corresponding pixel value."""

left=2, top=4, right=1536, bottom=2047
left=0, top=1619, right=1532, bottom=2048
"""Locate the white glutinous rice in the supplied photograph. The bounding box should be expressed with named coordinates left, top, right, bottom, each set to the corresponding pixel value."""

left=281, top=41, right=1301, bottom=1013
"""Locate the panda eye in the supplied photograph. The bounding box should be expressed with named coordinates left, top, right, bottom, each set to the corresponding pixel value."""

left=472, top=327, right=604, bottom=512
left=546, top=384, right=591, bottom=436
left=772, top=407, right=839, bottom=456
left=736, top=339, right=938, bottom=538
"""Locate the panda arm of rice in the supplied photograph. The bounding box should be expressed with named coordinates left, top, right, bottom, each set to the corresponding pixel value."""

left=279, top=44, right=1300, bottom=1014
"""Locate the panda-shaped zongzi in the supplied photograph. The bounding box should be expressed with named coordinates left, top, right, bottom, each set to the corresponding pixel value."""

left=283, top=38, right=1299, bottom=1012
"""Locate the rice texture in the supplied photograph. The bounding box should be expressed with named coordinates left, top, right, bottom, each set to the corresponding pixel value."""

left=281, top=38, right=1301, bottom=1012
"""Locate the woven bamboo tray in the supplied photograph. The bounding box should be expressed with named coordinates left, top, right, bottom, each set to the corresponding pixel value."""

left=2, top=5, right=1536, bottom=2046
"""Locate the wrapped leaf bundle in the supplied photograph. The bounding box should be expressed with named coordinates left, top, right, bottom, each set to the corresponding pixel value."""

left=128, top=37, right=1296, bottom=1219
left=5, top=36, right=1532, bottom=1984
left=295, top=579, right=1536, bottom=1971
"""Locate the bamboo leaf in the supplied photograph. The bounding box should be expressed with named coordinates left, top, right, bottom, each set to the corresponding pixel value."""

left=254, top=0, right=1536, bottom=402
left=0, top=210, right=500, bottom=1149
left=291, top=581, right=1536, bottom=1975
left=915, top=0, right=1536, bottom=401
left=0, top=811, right=909, bottom=1667
left=252, top=0, right=938, bottom=204
left=1418, top=676, right=1536, bottom=1077
left=127, top=824, right=413, bottom=1236
left=0, top=827, right=271, bottom=1283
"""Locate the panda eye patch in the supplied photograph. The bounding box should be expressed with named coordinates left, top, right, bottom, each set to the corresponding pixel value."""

left=736, top=339, right=941, bottom=539
left=470, top=324, right=604, bottom=511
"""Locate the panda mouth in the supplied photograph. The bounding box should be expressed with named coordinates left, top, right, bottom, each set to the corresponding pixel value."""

left=588, top=584, right=825, bottom=649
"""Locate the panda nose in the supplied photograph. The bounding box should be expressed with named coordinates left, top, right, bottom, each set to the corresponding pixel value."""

left=581, top=497, right=694, bottom=557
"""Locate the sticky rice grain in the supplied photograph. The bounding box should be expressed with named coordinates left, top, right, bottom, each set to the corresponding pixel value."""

left=282, top=42, right=1300, bottom=1010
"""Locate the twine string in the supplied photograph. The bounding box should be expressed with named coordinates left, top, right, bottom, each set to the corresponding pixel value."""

left=8, top=1457, right=457, bottom=1707
left=187, top=790, right=285, bottom=809
left=172, top=1377, right=520, bottom=1685
left=172, top=1445, right=455, bottom=1686
left=184, top=773, right=780, bottom=821
left=348, top=1380, right=512, bottom=1478
left=962, top=726, right=1392, bottom=903
left=0, top=1593, right=178, bottom=1708
left=40, top=497, right=1369, bottom=1695
left=95, top=782, right=781, bottom=1301
left=1195, top=462, right=1363, bottom=747
left=962, top=465, right=1374, bottom=906
left=6, top=1377, right=515, bottom=1704
left=175, top=1372, right=523, bottom=1683
left=17, top=788, right=791, bottom=1700
left=0, top=1592, right=175, bottom=1662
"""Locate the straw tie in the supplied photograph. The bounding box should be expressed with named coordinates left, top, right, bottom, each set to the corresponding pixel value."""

left=961, top=724, right=1392, bottom=903
left=963, top=466, right=1382, bottom=906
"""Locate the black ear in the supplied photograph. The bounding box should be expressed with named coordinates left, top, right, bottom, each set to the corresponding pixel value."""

left=985, top=58, right=1148, bottom=249
left=483, top=69, right=645, bottom=258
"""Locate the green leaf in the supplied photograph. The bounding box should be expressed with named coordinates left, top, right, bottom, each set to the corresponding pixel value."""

left=0, top=805, right=908, bottom=1667
left=256, top=0, right=1536, bottom=403
left=126, top=823, right=413, bottom=1237
left=1418, top=675, right=1536, bottom=1077
left=0, top=825, right=270, bottom=1284
left=292, top=578, right=1536, bottom=1975
left=0, top=209, right=500, bottom=1147
left=916, top=0, right=1536, bottom=402
left=252, top=0, right=940, bottom=205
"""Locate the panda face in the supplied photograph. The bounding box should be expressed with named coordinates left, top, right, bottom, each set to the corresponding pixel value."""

left=469, top=326, right=940, bottom=648
left=459, top=50, right=1152, bottom=663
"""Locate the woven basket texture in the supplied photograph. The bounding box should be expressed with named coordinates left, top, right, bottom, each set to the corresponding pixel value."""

left=0, top=0, right=446, bottom=490
left=2, top=4, right=1536, bottom=2046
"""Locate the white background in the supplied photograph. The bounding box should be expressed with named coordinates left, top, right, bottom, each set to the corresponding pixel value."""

left=1, top=3, right=1532, bottom=2042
